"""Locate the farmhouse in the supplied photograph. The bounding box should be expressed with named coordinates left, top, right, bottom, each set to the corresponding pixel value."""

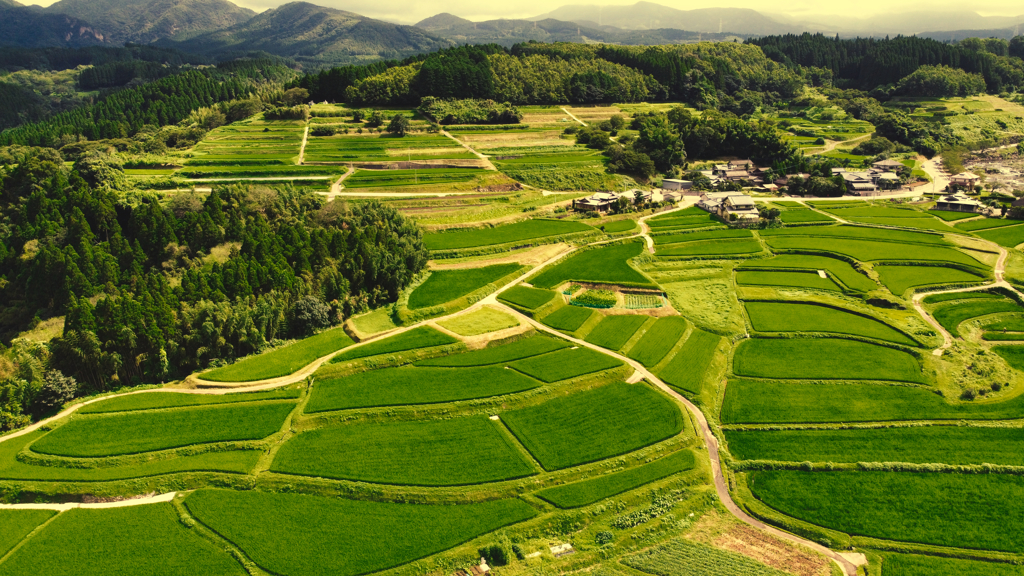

left=949, top=172, right=981, bottom=188
left=661, top=179, right=694, bottom=191
left=872, top=158, right=905, bottom=172
left=573, top=192, right=619, bottom=213
left=934, top=192, right=982, bottom=213
left=719, top=195, right=760, bottom=222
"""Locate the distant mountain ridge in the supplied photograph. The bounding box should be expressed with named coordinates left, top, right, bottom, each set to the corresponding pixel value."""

left=0, top=3, right=109, bottom=48
left=529, top=2, right=794, bottom=35
left=43, top=0, right=255, bottom=44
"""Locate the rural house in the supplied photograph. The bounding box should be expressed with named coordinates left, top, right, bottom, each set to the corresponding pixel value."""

left=949, top=172, right=981, bottom=188
left=573, top=192, right=619, bottom=213
left=934, top=192, right=982, bottom=213
left=718, top=194, right=759, bottom=222
left=871, top=158, right=905, bottom=172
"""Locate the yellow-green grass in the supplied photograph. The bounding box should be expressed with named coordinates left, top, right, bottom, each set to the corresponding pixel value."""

left=955, top=217, right=1023, bottom=231
left=508, top=347, right=624, bottom=383
left=657, top=329, right=721, bottom=395
left=652, top=229, right=752, bottom=245
left=747, top=471, right=1024, bottom=553
left=735, top=270, right=842, bottom=292
left=531, top=242, right=654, bottom=288
left=650, top=206, right=707, bottom=220
left=30, top=402, right=295, bottom=457
left=932, top=299, right=1023, bottom=337
left=271, top=418, right=536, bottom=485
left=80, top=388, right=300, bottom=414
left=349, top=307, right=398, bottom=336
left=975, top=224, right=1024, bottom=248
left=922, top=291, right=1003, bottom=304
left=985, top=317, right=1024, bottom=331
left=542, top=305, right=596, bottom=332
left=408, top=264, right=522, bottom=310
left=627, top=316, right=688, bottom=367
left=623, top=537, right=790, bottom=576
left=416, top=335, right=569, bottom=367
left=733, top=338, right=926, bottom=383
left=201, top=326, right=353, bottom=382
left=738, top=254, right=877, bottom=292
left=658, top=239, right=764, bottom=258
left=535, top=449, right=695, bottom=508
left=437, top=307, right=519, bottom=336
left=185, top=489, right=537, bottom=576
left=423, top=219, right=594, bottom=251
left=727, top=426, right=1024, bottom=465
left=0, top=510, right=55, bottom=557
left=778, top=209, right=836, bottom=223
left=501, top=382, right=684, bottom=470
left=929, top=210, right=982, bottom=222
left=760, top=225, right=948, bottom=245
left=331, top=326, right=458, bottom=363
left=498, top=285, right=557, bottom=310
left=763, top=237, right=983, bottom=269
left=602, top=219, right=637, bottom=233
left=721, top=379, right=1024, bottom=424
left=983, top=332, right=1024, bottom=341
left=875, top=264, right=987, bottom=296
left=744, top=302, right=916, bottom=345
left=842, top=216, right=960, bottom=233
left=584, top=315, right=648, bottom=350
left=879, top=552, right=1024, bottom=576
left=0, top=503, right=246, bottom=576
left=994, top=345, right=1024, bottom=371
left=306, top=365, right=540, bottom=412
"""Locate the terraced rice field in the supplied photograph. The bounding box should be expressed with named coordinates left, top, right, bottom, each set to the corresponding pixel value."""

left=416, top=335, right=569, bottom=367
left=541, top=305, right=596, bottom=332
left=303, top=134, right=472, bottom=163
left=743, top=302, right=916, bottom=345
left=975, top=223, right=1024, bottom=248
left=657, top=240, right=764, bottom=258
left=955, top=217, right=1024, bottom=231
left=584, top=314, right=648, bottom=350
left=931, top=298, right=1023, bottom=337
left=624, top=537, right=790, bottom=576
left=875, top=264, right=987, bottom=295
left=657, top=329, right=722, bottom=395
left=531, top=242, right=653, bottom=288
left=408, top=263, right=521, bottom=309
left=763, top=237, right=983, bottom=269
left=735, top=270, right=843, bottom=292
left=424, top=219, right=594, bottom=251
left=201, top=326, right=354, bottom=382
left=508, top=347, right=623, bottom=382
left=627, top=316, right=689, bottom=367
left=331, top=326, right=458, bottom=363
left=738, top=254, right=877, bottom=292
left=732, top=338, right=925, bottom=383
left=80, top=388, right=301, bottom=413
left=498, top=285, right=558, bottom=310
left=535, top=450, right=695, bottom=508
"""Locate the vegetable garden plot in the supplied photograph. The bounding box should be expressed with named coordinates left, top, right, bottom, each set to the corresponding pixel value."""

left=727, top=426, right=1024, bottom=466
left=508, top=347, right=623, bottom=383
left=497, top=285, right=558, bottom=310
left=184, top=489, right=537, bottom=576
left=530, top=242, right=654, bottom=288
left=624, top=537, right=790, bottom=576
left=735, top=270, right=843, bottom=292
left=501, top=382, right=683, bottom=470
left=535, top=450, right=695, bottom=508
left=81, top=388, right=301, bottom=413
left=747, top=471, right=1024, bottom=553
left=627, top=316, right=689, bottom=367
left=30, top=402, right=295, bottom=457
left=0, top=504, right=246, bottom=576
left=202, top=326, right=353, bottom=382
left=408, top=263, right=522, bottom=309
left=875, top=264, right=987, bottom=296
left=584, top=315, right=648, bottom=350
left=271, top=418, right=536, bottom=485
left=305, top=365, right=540, bottom=412
left=932, top=299, right=1023, bottom=337
left=738, top=254, right=877, bottom=292
left=542, top=305, right=595, bottom=332
left=975, top=223, right=1024, bottom=248
left=416, top=335, right=569, bottom=367
left=733, top=338, right=926, bottom=383
left=331, top=326, right=458, bottom=363
left=743, top=302, right=916, bottom=345
left=763, top=237, right=984, bottom=269
left=423, top=219, right=594, bottom=251
left=657, top=239, right=764, bottom=258
left=657, top=329, right=722, bottom=395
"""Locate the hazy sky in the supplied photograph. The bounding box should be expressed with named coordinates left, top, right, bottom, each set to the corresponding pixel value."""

left=18, top=0, right=1024, bottom=24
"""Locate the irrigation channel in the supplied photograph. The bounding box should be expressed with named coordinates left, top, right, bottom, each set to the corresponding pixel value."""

left=11, top=197, right=1020, bottom=575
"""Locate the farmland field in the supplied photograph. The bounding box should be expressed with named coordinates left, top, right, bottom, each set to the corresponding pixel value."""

left=331, top=326, right=458, bottom=363
left=732, top=338, right=925, bottom=382
left=879, top=552, right=1024, bottom=576
left=929, top=210, right=983, bottom=221
left=744, top=302, right=916, bottom=345
left=541, top=305, right=595, bottom=332
left=30, top=402, right=295, bottom=457
left=624, top=537, right=790, bottom=576
left=974, top=223, right=1024, bottom=248
left=627, top=316, right=689, bottom=367
left=416, top=335, right=569, bottom=367
left=759, top=225, right=948, bottom=245
left=0, top=504, right=246, bottom=576
left=748, top=471, right=1024, bottom=553
left=841, top=216, right=959, bottom=233
left=535, top=450, right=695, bottom=508
left=738, top=254, right=877, bottom=292
left=423, top=219, right=594, bottom=251
left=584, top=314, right=648, bottom=350
left=657, top=329, right=722, bottom=395
left=80, top=388, right=301, bottom=413
left=436, top=307, right=519, bottom=336
left=932, top=299, right=1023, bottom=337
left=777, top=209, right=835, bottom=223
left=408, top=264, right=521, bottom=309
left=507, top=346, right=623, bottom=382
left=201, top=326, right=354, bottom=382
left=498, top=285, right=557, bottom=310
left=0, top=510, right=54, bottom=557
left=530, top=242, right=653, bottom=288
left=735, top=270, right=842, bottom=292
left=652, top=229, right=753, bottom=245
left=271, top=418, right=536, bottom=485
left=922, top=290, right=1004, bottom=304
left=501, top=382, right=684, bottom=470
left=875, top=264, right=987, bottom=295
left=185, top=489, right=537, bottom=576
left=955, top=217, right=1023, bottom=231
left=763, top=237, right=984, bottom=268
left=305, top=365, right=540, bottom=412
left=994, top=345, right=1024, bottom=370
left=344, top=168, right=486, bottom=189
left=657, top=239, right=764, bottom=258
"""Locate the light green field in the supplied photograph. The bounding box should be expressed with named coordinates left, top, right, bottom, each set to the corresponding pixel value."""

left=738, top=254, right=877, bottom=292
left=764, top=237, right=984, bottom=269
left=732, top=338, right=926, bottom=383
left=744, top=302, right=916, bottom=345
left=201, top=326, right=354, bottom=382
left=542, top=305, right=596, bottom=332
left=624, top=537, right=790, bottom=576
left=932, top=299, right=1023, bottom=337
left=875, top=264, right=986, bottom=295
left=627, top=316, right=689, bottom=367
left=416, top=335, right=569, bottom=367
left=80, top=389, right=301, bottom=414
left=658, top=240, right=764, bottom=258
left=424, top=219, right=594, bottom=251
left=975, top=224, right=1024, bottom=248
left=584, top=314, right=648, bottom=350
left=408, top=264, right=522, bottom=309
left=735, top=270, right=842, bottom=292
left=508, top=347, right=623, bottom=382
left=0, top=510, right=55, bottom=558
left=879, top=552, right=1024, bottom=576
left=498, top=285, right=558, bottom=310
left=657, top=329, right=722, bottom=395
left=437, top=307, right=519, bottom=336
left=331, top=326, right=458, bottom=363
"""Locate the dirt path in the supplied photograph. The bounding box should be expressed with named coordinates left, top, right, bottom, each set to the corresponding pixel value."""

left=0, top=492, right=176, bottom=511
left=636, top=202, right=696, bottom=254
left=298, top=125, right=309, bottom=165
left=810, top=134, right=869, bottom=156
left=441, top=130, right=497, bottom=171
left=561, top=107, right=587, bottom=126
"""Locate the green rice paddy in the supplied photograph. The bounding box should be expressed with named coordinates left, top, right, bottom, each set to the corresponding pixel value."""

left=408, top=264, right=522, bottom=309
left=531, top=242, right=654, bottom=288
left=657, top=329, right=722, bottom=395
left=584, top=314, right=648, bottom=350
left=415, top=335, right=569, bottom=367
left=498, top=285, right=557, bottom=310
left=743, top=302, right=916, bottom=345
left=534, top=450, right=695, bottom=508
left=201, top=326, right=354, bottom=382
left=732, top=338, right=926, bottom=383
left=875, top=264, right=987, bottom=295
left=424, top=219, right=594, bottom=251
left=331, top=326, right=458, bottom=363
left=542, top=305, right=596, bottom=332
left=627, top=316, right=689, bottom=367
left=507, top=346, right=623, bottom=382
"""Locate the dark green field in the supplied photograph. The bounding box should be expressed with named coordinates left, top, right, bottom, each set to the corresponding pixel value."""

left=584, top=314, right=648, bottom=350
left=508, top=347, right=623, bottom=382
left=732, top=338, right=926, bottom=383
left=657, top=329, right=722, bottom=395
left=535, top=450, right=695, bottom=508
left=81, top=389, right=301, bottom=414
left=880, top=552, right=1024, bottom=576
left=627, top=316, right=689, bottom=367
left=932, top=299, right=1022, bottom=337
left=498, top=285, right=557, bottom=310
left=408, top=264, right=522, bottom=309
left=530, top=242, right=654, bottom=288
left=0, top=510, right=55, bottom=558
left=542, top=305, right=596, bottom=332
left=423, top=219, right=594, bottom=251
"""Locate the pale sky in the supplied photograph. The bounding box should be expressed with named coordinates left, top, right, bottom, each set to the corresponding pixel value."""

left=17, top=0, right=1024, bottom=25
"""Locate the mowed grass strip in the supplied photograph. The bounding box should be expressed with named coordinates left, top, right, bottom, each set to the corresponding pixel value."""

left=530, top=242, right=653, bottom=288
left=584, top=315, right=648, bottom=350
left=202, top=326, right=354, bottom=382
left=416, top=335, right=569, bottom=367
left=974, top=223, right=1024, bottom=248
left=306, top=365, right=540, bottom=412
left=423, top=219, right=594, bottom=251
left=933, top=299, right=1022, bottom=337
left=0, top=510, right=55, bottom=558
left=738, top=254, right=877, bottom=292
left=727, top=426, right=1024, bottom=466
left=875, top=264, right=986, bottom=296
left=271, top=418, right=536, bottom=485
left=748, top=471, right=1024, bottom=553
left=535, top=450, right=695, bottom=508
left=30, top=402, right=295, bottom=457
left=501, top=382, right=684, bottom=470
left=408, top=264, right=522, bottom=309
left=508, top=347, right=623, bottom=383
left=498, top=285, right=557, bottom=310
left=733, top=338, right=925, bottom=383
left=331, top=326, right=458, bottom=363
left=735, top=270, right=842, bottom=292
left=720, top=379, right=1024, bottom=424
left=0, top=504, right=246, bottom=576
left=657, top=329, right=721, bottom=395
left=185, top=489, right=537, bottom=576
left=744, top=302, right=916, bottom=345
left=880, top=552, right=1024, bottom=576
left=81, top=388, right=301, bottom=414
left=624, top=537, right=790, bottom=576
left=627, top=316, right=689, bottom=367
left=542, top=305, right=595, bottom=332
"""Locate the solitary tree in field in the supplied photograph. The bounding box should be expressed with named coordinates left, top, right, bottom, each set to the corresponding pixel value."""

left=387, top=114, right=410, bottom=137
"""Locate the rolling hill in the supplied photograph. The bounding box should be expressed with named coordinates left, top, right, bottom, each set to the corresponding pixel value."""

left=529, top=2, right=793, bottom=35
left=0, top=3, right=108, bottom=48
left=43, top=0, right=255, bottom=44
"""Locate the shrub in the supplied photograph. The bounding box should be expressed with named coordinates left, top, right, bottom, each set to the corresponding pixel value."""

left=596, top=531, right=613, bottom=545
left=570, top=289, right=617, bottom=308
left=34, top=370, right=77, bottom=413
left=479, top=545, right=508, bottom=566
left=311, top=126, right=336, bottom=136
